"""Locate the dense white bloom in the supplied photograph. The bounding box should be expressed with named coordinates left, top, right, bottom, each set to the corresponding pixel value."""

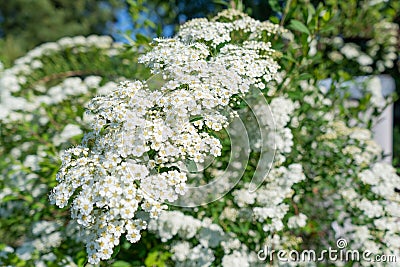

left=171, top=241, right=191, bottom=261
left=357, top=199, right=384, bottom=218
left=328, top=120, right=400, bottom=258
left=177, top=10, right=284, bottom=48
left=175, top=244, right=215, bottom=267
left=287, top=213, right=308, bottom=229
left=356, top=54, right=373, bottom=66
left=340, top=43, right=361, bottom=59
left=23, top=155, right=41, bottom=171
left=222, top=251, right=250, bottom=267
left=149, top=210, right=203, bottom=241
left=48, top=9, right=284, bottom=263
left=233, top=188, right=257, bottom=207
left=60, top=124, right=83, bottom=140
left=3, top=7, right=395, bottom=267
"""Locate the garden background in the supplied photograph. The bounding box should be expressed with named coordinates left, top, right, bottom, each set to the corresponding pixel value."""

left=1, top=0, right=399, bottom=166
left=0, top=0, right=399, bottom=266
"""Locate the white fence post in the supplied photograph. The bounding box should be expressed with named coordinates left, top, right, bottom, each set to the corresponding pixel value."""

left=371, top=75, right=395, bottom=163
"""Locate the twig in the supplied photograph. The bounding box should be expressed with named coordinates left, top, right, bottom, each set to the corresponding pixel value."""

left=280, top=0, right=293, bottom=26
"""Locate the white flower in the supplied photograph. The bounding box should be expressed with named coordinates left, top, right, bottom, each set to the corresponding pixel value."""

left=356, top=54, right=373, bottom=66
left=149, top=211, right=202, bottom=242
left=222, top=251, right=250, bottom=267
left=340, top=43, right=361, bottom=59
left=60, top=124, right=83, bottom=140
left=16, top=243, right=35, bottom=261
left=357, top=199, right=384, bottom=218
left=23, top=155, right=40, bottom=171
left=287, top=213, right=308, bottom=229
left=171, top=241, right=191, bottom=261
left=232, top=188, right=257, bottom=207
left=49, top=10, right=285, bottom=264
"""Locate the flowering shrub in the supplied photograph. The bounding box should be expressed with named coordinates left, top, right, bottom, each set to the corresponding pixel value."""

left=0, top=35, right=148, bottom=265
left=48, top=11, right=294, bottom=264
left=1, top=5, right=399, bottom=267
left=308, top=2, right=398, bottom=76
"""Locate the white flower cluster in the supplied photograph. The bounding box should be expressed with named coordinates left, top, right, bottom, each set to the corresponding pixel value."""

left=287, top=213, right=308, bottom=229
left=151, top=211, right=220, bottom=267
left=50, top=9, right=283, bottom=264
left=282, top=75, right=400, bottom=266
left=177, top=10, right=284, bottom=48
left=365, top=76, right=387, bottom=110
left=268, top=96, right=296, bottom=163
left=371, top=21, right=398, bottom=72
left=337, top=162, right=400, bottom=255
left=174, top=11, right=283, bottom=90
left=232, top=164, right=305, bottom=233
left=49, top=81, right=192, bottom=263
left=25, top=222, right=63, bottom=255
left=317, top=120, right=400, bottom=261
left=149, top=210, right=226, bottom=248
left=149, top=210, right=262, bottom=267
left=0, top=36, right=134, bottom=265
left=0, top=76, right=117, bottom=205
left=149, top=210, right=203, bottom=242
left=8, top=221, right=63, bottom=263
left=137, top=10, right=307, bottom=266
left=321, top=121, right=382, bottom=166
left=325, top=19, right=398, bottom=74
left=228, top=95, right=303, bottom=234
left=1, top=75, right=115, bottom=123
left=175, top=26, right=309, bottom=266
left=177, top=84, right=305, bottom=264
left=0, top=35, right=121, bottom=121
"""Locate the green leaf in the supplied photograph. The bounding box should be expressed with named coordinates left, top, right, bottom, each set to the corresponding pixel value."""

left=307, top=4, right=316, bottom=24
left=269, top=16, right=280, bottom=24
left=297, top=73, right=313, bottom=80
left=2, top=195, right=19, bottom=202
left=144, top=251, right=171, bottom=267
left=75, top=250, right=87, bottom=267
left=112, top=260, right=131, bottom=267
left=189, top=115, right=203, bottom=122
left=322, top=10, right=331, bottom=22
left=268, top=0, right=281, bottom=13
left=282, top=54, right=297, bottom=63
left=145, top=251, right=159, bottom=267
left=289, top=19, right=311, bottom=35
left=213, top=0, right=229, bottom=7
left=111, top=244, right=121, bottom=259
left=77, top=258, right=86, bottom=267
left=144, top=19, right=156, bottom=29
left=135, top=34, right=151, bottom=45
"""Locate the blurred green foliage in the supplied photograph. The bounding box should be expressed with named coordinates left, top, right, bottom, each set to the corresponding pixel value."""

left=0, top=0, right=125, bottom=66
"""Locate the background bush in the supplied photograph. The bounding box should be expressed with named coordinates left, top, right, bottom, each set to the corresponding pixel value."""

left=0, top=0, right=399, bottom=266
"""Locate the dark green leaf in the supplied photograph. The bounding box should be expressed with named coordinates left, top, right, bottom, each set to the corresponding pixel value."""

left=189, top=116, right=203, bottom=122
left=111, top=244, right=121, bottom=259
left=307, top=4, right=316, bottom=24
left=297, top=73, right=313, bottom=80
left=289, top=19, right=311, bottom=35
